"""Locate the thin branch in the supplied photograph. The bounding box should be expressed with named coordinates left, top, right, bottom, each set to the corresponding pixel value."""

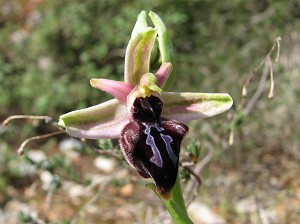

left=243, top=62, right=270, bottom=115
left=148, top=211, right=170, bottom=224
left=43, top=187, right=55, bottom=219
left=267, top=57, right=274, bottom=99
left=70, top=188, right=104, bottom=224
left=241, top=37, right=281, bottom=99
left=80, top=140, right=123, bottom=161
left=255, top=37, right=281, bottom=72
left=70, top=176, right=113, bottom=224
left=275, top=37, right=281, bottom=62
left=76, top=175, right=112, bottom=198
left=230, top=37, right=281, bottom=145
left=181, top=164, right=202, bottom=187
left=229, top=125, right=235, bottom=146
left=184, top=145, right=215, bottom=203
left=17, top=130, right=66, bottom=155
left=2, top=115, right=52, bottom=126
left=193, top=145, right=215, bottom=175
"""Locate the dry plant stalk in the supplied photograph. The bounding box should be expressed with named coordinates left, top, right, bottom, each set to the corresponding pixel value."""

left=17, top=130, right=66, bottom=155
left=1, top=115, right=66, bottom=155
left=2, top=115, right=52, bottom=126
left=229, top=37, right=281, bottom=145
left=182, top=37, right=282, bottom=204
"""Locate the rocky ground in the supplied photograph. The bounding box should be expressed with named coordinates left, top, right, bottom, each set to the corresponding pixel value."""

left=0, top=136, right=299, bottom=224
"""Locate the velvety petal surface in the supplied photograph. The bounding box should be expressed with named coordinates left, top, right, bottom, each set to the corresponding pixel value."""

left=161, top=92, right=233, bottom=122
left=58, top=99, right=128, bottom=139
left=120, top=118, right=188, bottom=195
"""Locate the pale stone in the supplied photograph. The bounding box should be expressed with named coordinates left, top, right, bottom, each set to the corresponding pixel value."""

left=68, top=184, right=85, bottom=198
left=59, top=138, right=82, bottom=152
left=58, top=138, right=81, bottom=159
left=235, top=196, right=257, bottom=213
left=3, top=200, right=39, bottom=224
left=27, top=150, right=47, bottom=163
left=188, top=201, right=225, bottom=224
left=94, top=156, right=116, bottom=173
left=120, top=184, right=134, bottom=197
left=40, top=171, right=54, bottom=191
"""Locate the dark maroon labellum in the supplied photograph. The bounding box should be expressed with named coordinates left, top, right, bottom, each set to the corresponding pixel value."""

left=120, top=95, right=188, bottom=195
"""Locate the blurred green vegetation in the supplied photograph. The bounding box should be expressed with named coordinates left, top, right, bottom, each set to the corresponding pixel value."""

left=1, top=0, right=300, bottom=223
left=0, top=0, right=299, bottom=117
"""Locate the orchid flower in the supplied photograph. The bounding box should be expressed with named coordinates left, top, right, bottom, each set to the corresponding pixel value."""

left=58, top=11, right=233, bottom=198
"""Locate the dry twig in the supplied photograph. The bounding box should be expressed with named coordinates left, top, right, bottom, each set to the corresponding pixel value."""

left=70, top=175, right=113, bottom=224
left=184, top=143, right=215, bottom=204
left=80, top=140, right=123, bottom=161
left=17, top=130, right=66, bottom=155
left=229, top=37, right=281, bottom=145
left=2, top=115, right=52, bottom=126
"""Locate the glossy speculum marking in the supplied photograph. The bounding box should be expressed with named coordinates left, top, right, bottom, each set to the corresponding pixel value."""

left=120, top=95, right=188, bottom=195
left=143, top=123, right=164, bottom=167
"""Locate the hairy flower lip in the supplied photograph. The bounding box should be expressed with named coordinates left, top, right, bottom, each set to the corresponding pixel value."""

left=58, top=10, right=234, bottom=198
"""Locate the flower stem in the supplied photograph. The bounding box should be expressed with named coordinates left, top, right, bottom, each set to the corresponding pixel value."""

left=147, top=173, right=194, bottom=223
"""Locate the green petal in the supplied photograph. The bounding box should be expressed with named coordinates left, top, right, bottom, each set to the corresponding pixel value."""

left=161, top=92, right=233, bottom=122
left=149, top=11, right=175, bottom=90
left=131, top=10, right=148, bottom=38
left=58, top=99, right=128, bottom=139
left=124, top=28, right=158, bottom=85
